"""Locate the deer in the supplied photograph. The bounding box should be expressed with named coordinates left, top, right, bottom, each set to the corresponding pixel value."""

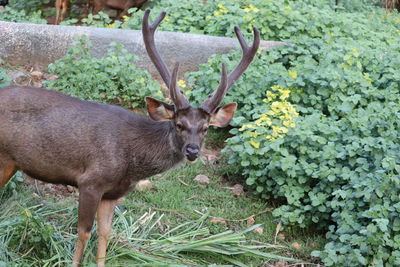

left=0, top=9, right=259, bottom=267
left=55, top=0, right=147, bottom=24
left=91, top=0, right=148, bottom=19
left=56, top=0, right=92, bottom=25
left=55, top=0, right=69, bottom=24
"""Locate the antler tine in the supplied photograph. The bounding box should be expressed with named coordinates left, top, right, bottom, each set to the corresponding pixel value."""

left=142, top=9, right=171, bottom=87
left=201, top=26, right=260, bottom=113
left=227, top=26, right=260, bottom=89
left=142, top=10, right=190, bottom=110
left=200, top=63, right=227, bottom=114
left=169, top=62, right=190, bottom=110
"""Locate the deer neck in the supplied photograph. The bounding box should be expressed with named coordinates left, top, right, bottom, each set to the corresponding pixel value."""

left=126, top=119, right=184, bottom=179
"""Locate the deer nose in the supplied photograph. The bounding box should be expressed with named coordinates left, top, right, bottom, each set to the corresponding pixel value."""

left=185, top=145, right=200, bottom=161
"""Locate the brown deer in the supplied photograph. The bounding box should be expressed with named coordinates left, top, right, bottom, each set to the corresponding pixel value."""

left=56, top=0, right=90, bottom=24
left=91, top=0, right=148, bottom=19
left=0, top=10, right=259, bottom=267
left=56, top=0, right=146, bottom=24
left=55, top=0, right=69, bottom=24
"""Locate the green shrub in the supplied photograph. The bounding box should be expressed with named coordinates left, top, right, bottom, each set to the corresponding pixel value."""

left=121, top=0, right=386, bottom=39
left=178, top=1, right=400, bottom=265
left=46, top=36, right=162, bottom=108
left=0, top=7, right=47, bottom=23
left=8, top=0, right=49, bottom=14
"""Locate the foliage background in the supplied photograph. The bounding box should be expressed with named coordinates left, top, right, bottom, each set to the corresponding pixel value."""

left=45, top=36, right=162, bottom=109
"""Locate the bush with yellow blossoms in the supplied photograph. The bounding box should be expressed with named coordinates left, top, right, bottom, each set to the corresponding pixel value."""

left=238, top=85, right=298, bottom=149
left=224, top=85, right=298, bottom=187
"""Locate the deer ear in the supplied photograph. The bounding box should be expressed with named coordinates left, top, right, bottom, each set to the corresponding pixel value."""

left=209, top=102, right=237, bottom=128
left=146, top=97, right=175, bottom=121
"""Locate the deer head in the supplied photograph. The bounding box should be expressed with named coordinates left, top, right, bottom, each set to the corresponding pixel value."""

left=143, top=10, right=260, bottom=161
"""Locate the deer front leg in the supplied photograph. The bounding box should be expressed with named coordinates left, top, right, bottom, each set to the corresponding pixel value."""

left=60, top=0, right=68, bottom=22
left=96, top=198, right=117, bottom=267
left=84, top=0, right=91, bottom=17
left=0, top=159, right=17, bottom=188
left=72, top=187, right=102, bottom=267
left=55, top=0, right=61, bottom=24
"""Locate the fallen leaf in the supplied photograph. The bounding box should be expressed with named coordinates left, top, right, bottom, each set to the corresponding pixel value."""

left=247, top=216, right=255, bottom=226
left=210, top=217, right=226, bottom=224
left=201, top=148, right=219, bottom=163
left=310, top=241, right=317, bottom=248
left=135, top=180, right=152, bottom=191
left=193, top=174, right=209, bottom=184
left=291, top=242, right=302, bottom=250
left=274, top=222, right=282, bottom=243
left=253, top=226, right=264, bottom=235
left=275, top=259, right=289, bottom=267
left=46, top=74, right=59, bottom=81
left=30, top=71, right=43, bottom=80
left=277, top=233, right=286, bottom=240
left=232, top=184, right=244, bottom=196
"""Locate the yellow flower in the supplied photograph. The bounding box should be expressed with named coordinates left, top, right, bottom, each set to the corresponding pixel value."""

left=288, top=71, right=298, bottom=79
left=107, top=23, right=116, bottom=29
left=249, top=140, right=260, bottom=148
left=240, top=123, right=255, bottom=131
left=177, top=79, right=187, bottom=88
left=244, top=4, right=260, bottom=13
left=279, top=89, right=290, bottom=100
left=214, top=3, right=228, bottom=16
left=250, top=131, right=258, bottom=138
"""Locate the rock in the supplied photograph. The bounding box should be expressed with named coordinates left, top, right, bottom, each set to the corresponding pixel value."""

left=275, top=260, right=290, bottom=267
left=193, top=174, right=209, bottom=184
left=66, top=185, right=74, bottom=193
left=135, top=179, right=152, bottom=191
left=232, top=184, right=244, bottom=196
left=8, top=70, right=29, bottom=85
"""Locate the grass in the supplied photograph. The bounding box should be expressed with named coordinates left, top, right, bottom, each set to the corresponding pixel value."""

left=0, top=154, right=324, bottom=266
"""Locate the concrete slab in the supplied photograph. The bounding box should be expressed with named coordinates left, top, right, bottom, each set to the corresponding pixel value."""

left=0, top=21, right=285, bottom=78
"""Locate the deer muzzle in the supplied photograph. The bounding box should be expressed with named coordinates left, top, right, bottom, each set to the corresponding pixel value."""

left=184, top=144, right=200, bottom=161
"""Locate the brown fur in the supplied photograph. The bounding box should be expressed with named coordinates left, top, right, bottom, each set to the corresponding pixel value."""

left=55, top=0, right=147, bottom=24
left=0, top=160, right=16, bottom=188
left=0, top=86, right=185, bottom=197
left=91, top=0, right=148, bottom=19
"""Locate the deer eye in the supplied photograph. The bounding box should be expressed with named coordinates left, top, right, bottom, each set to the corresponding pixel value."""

left=203, top=127, right=208, bottom=133
left=176, top=123, right=184, bottom=131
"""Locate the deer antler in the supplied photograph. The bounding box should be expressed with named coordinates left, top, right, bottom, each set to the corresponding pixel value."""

left=201, top=26, right=260, bottom=114
left=142, top=9, right=190, bottom=110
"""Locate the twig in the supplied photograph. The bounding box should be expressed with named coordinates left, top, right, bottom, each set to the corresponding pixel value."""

left=178, top=177, right=189, bottom=186
left=186, top=195, right=198, bottom=201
